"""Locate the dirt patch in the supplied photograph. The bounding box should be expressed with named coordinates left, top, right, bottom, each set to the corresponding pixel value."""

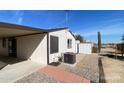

left=101, top=57, right=124, bottom=83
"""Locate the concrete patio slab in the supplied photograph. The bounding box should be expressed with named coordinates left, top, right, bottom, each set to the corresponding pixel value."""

left=0, top=61, right=7, bottom=70
left=39, top=65, right=90, bottom=83
left=0, top=60, right=44, bottom=83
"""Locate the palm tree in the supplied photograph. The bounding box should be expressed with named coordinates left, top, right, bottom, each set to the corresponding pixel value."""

left=98, top=32, right=101, bottom=53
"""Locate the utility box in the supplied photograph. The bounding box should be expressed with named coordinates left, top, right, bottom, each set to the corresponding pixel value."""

left=64, top=52, right=76, bottom=64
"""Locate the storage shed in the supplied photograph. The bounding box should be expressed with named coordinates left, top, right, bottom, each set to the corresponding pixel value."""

left=77, top=43, right=92, bottom=54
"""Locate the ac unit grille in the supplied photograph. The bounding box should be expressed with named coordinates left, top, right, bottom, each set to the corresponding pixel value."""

left=64, top=53, right=76, bottom=64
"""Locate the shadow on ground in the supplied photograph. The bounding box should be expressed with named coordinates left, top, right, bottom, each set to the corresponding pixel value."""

left=0, top=63, right=7, bottom=70
left=98, top=57, right=106, bottom=83
left=0, top=56, right=26, bottom=70
left=49, top=62, right=61, bottom=66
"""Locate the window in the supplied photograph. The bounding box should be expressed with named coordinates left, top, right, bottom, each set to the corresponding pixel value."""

left=50, top=35, right=59, bottom=54
left=67, top=39, right=72, bottom=49
left=2, top=38, right=6, bottom=48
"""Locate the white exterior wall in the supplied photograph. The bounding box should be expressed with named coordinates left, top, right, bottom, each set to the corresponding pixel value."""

left=79, top=43, right=92, bottom=54
left=49, top=29, right=76, bottom=63
left=16, top=34, right=47, bottom=65
left=0, top=29, right=76, bottom=65
left=0, top=39, right=8, bottom=56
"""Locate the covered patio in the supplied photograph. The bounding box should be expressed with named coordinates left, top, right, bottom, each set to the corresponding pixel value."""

left=0, top=22, right=43, bottom=69
left=0, top=22, right=47, bottom=82
left=0, top=22, right=47, bottom=64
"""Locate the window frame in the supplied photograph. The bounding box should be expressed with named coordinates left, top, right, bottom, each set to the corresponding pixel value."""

left=67, top=39, right=72, bottom=49
left=50, top=35, right=59, bottom=54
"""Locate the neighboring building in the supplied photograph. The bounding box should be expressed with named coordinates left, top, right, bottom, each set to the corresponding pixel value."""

left=0, top=22, right=76, bottom=65
left=77, top=43, right=92, bottom=54
left=75, top=39, right=93, bottom=54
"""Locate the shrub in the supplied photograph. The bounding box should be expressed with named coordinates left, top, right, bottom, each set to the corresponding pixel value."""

left=92, top=46, right=98, bottom=53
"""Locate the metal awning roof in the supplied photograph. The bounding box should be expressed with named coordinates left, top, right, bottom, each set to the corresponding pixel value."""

left=0, top=22, right=47, bottom=38
left=0, top=22, right=73, bottom=38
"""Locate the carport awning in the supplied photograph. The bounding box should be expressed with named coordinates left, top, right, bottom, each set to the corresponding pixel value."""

left=0, top=22, right=47, bottom=38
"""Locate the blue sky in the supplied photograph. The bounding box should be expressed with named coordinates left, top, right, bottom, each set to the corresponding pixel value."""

left=0, top=10, right=124, bottom=43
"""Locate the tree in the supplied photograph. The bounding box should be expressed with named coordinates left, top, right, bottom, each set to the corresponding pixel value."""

left=75, top=34, right=86, bottom=43
left=98, top=32, right=101, bottom=53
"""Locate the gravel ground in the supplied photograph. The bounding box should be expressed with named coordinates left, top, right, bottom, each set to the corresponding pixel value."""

left=58, top=54, right=99, bottom=83
left=15, top=54, right=99, bottom=83
left=16, top=72, right=61, bottom=83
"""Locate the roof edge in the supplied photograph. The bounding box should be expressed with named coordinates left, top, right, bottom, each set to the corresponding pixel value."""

left=46, top=27, right=69, bottom=32
left=0, top=22, right=47, bottom=33
left=0, top=22, right=75, bottom=38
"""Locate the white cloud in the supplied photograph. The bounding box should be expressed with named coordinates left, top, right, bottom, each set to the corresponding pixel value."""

left=12, top=10, right=24, bottom=24
left=48, top=14, right=73, bottom=28
left=18, top=17, right=23, bottom=24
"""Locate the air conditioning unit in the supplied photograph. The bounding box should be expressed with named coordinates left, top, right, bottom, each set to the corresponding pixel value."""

left=64, top=52, right=76, bottom=64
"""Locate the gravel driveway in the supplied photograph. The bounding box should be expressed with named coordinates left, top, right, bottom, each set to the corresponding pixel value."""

left=16, top=72, right=60, bottom=83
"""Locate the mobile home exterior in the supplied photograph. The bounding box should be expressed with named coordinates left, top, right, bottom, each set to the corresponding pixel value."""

left=48, top=28, right=76, bottom=64
left=0, top=22, right=76, bottom=65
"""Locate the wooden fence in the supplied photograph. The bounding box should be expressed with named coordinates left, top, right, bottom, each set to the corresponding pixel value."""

left=117, top=43, right=124, bottom=54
